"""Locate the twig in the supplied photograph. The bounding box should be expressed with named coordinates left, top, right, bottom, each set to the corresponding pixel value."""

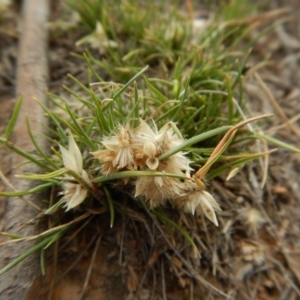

left=0, top=0, right=50, bottom=298
left=254, top=73, right=300, bottom=139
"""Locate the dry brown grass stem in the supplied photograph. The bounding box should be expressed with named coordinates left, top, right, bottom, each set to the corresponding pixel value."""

left=122, top=206, right=155, bottom=244
left=47, top=238, right=59, bottom=300
left=79, top=235, right=102, bottom=300
left=118, top=216, right=125, bottom=265
left=185, top=0, right=194, bottom=20
left=190, top=280, right=194, bottom=300
left=244, top=61, right=271, bottom=79
left=265, top=112, right=300, bottom=134
left=161, top=258, right=167, bottom=300
left=259, top=130, right=270, bottom=188
left=147, top=212, right=231, bottom=298
left=40, top=234, right=99, bottom=299
left=232, top=96, right=268, bottom=184
left=0, top=213, right=91, bottom=246
left=268, top=256, right=300, bottom=297
left=227, top=7, right=291, bottom=27
left=195, top=113, right=273, bottom=180
left=59, top=216, right=94, bottom=251
left=254, top=73, right=300, bottom=138
left=0, top=170, right=43, bottom=211
left=54, top=234, right=98, bottom=286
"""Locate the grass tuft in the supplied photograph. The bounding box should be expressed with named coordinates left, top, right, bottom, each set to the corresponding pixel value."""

left=0, top=0, right=298, bottom=298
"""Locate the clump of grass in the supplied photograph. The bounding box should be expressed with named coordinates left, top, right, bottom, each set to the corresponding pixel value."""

left=0, top=0, right=297, bottom=297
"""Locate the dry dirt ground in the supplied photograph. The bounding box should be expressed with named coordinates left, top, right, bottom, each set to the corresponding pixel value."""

left=1, top=1, right=300, bottom=299
left=0, top=3, right=17, bottom=232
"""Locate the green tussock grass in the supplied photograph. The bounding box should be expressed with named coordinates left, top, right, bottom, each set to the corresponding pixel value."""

left=0, top=1, right=297, bottom=294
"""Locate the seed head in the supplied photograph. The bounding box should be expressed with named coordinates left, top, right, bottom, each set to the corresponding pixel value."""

left=135, top=175, right=183, bottom=208
left=59, top=133, right=91, bottom=210
left=239, top=207, right=266, bottom=234
left=90, top=118, right=222, bottom=226
left=175, top=181, right=221, bottom=226
left=195, top=191, right=221, bottom=226
left=92, top=125, right=136, bottom=174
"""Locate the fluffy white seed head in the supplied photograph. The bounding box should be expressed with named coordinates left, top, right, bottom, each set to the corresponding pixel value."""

left=92, top=125, right=136, bottom=173
left=197, top=192, right=220, bottom=227
left=63, top=182, right=89, bottom=211
left=59, top=134, right=90, bottom=210
left=135, top=176, right=183, bottom=208
left=239, top=207, right=266, bottom=234
left=59, top=133, right=83, bottom=174
left=90, top=119, right=221, bottom=226
left=143, top=140, right=157, bottom=157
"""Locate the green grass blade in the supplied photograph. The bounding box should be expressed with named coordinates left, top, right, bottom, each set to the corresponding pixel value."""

left=44, top=232, right=63, bottom=249
left=153, top=209, right=197, bottom=249
left=64, top=104, right=97, bottom=150
left=0, top=138, right=53, bottom=171
left=4, top=96, right=23, bottom=140
left=113, top=65, right=149, bottom=99
left=143, top=76, right=169, bottom=104
left=44, top=199, right=65, bottom=215
left=103, top=186, right=115, bottom=228
left=40, top=248, right=46, bottom=275
left=26, top=118, right=57, bottom=170
left=91, top=91, right=110, bottom=135
left=16, top=168, right=67, bottom=180
left=256, top=134, right=300, bottom=153
left=0, top=235, right=55, bottom=276
left=158, top=126, right=231, bottom=160
left=0, top=182, right=53, bottom=197
left=93, top=170, right=187, bottom=183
